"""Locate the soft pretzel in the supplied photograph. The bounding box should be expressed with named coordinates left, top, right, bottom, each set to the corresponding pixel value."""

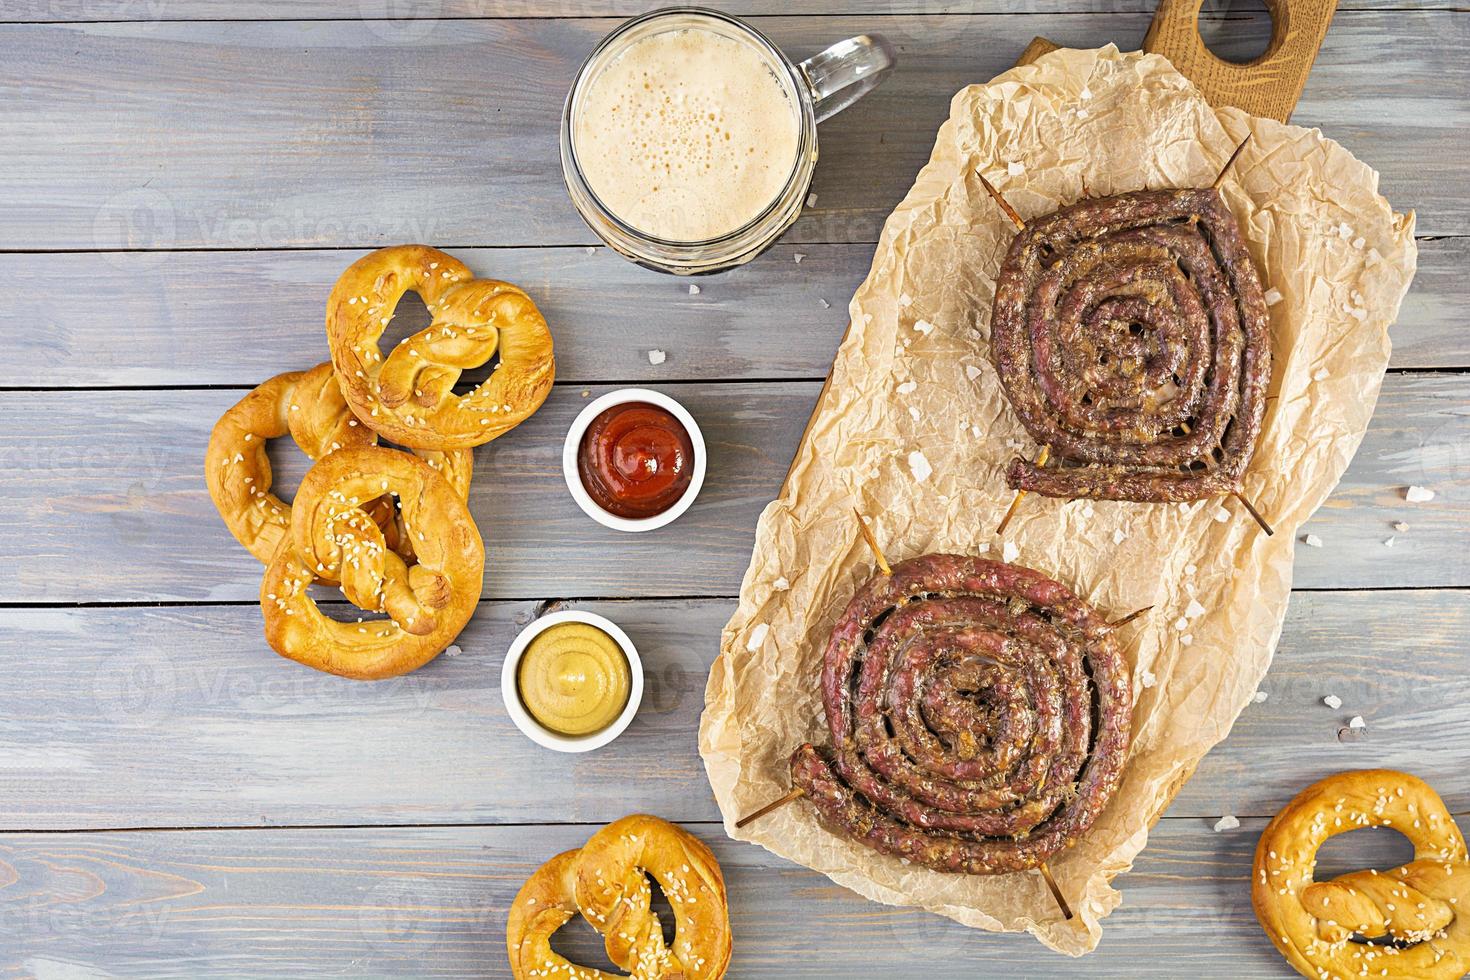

left=206, top=362, right=473, bottom=566
left=206, top=362, right=375, bottom=563
left=260, top=446, right=484, bottom=679
left=506, top=815, right=732, bottom=980
left=1253, top=769, right=1470, bottom=980
left=327, top=244, right=555, bottom=451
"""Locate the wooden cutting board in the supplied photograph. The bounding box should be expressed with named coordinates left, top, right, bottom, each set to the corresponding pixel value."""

left=1019, top=0, right=1338, bottom=122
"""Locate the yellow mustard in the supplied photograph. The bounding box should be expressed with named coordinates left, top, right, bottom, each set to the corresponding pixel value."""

left=516, top=622, right=631, bottom=737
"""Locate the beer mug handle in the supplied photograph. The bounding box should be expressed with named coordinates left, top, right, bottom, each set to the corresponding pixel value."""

left=797, top=34, right=897, bottom=124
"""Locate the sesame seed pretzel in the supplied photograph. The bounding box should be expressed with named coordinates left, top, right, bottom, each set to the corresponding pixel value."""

left=206, top=362, right=375, bottom=563
left=260, top=446, right=484, bottom=680
left=1253, top=769, right=1470, bottom=980
left=206, top=361, right=473, bottom=567
left=327, top=244, right=555, bottom=451
left=506, top=815, right=732, bottom=980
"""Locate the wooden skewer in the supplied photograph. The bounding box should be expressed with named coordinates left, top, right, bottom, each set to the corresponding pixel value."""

left=996, top=445, right=1050, bottom=535
left=735, top=787, right=805, bottom=829
left=1212, top=134, right=1251, bottom=190
left=1107, top=605, right=1154, bottom=629
left=1039, top=863, right=1075, bottom=920
left=977, top=171, right=1027, bottom=231
left=853, top=507, right=892, bottom=576
left=1231, top=490, right=1275, bottom=536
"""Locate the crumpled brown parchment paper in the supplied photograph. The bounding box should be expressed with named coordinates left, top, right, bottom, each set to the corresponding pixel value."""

left=699, top=46, right=1417, bottom=955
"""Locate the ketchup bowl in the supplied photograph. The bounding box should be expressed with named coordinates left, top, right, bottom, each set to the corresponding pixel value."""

left=562, top=388, right=706, bottom=533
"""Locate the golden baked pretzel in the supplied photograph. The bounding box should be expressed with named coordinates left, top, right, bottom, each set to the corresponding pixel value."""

left=206, top=362, right=474, bottom=566
left=506, top=815, right=732, bottom=980
left=327, top=244, right=555, bottom=451
left=206, top=362, right=375, bottom=563
left=1254, top=769, right=1470, bottom=980
left=260, top=446, right=484, bottom=679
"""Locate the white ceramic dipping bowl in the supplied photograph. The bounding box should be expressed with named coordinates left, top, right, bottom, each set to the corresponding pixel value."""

left=500, top=609, right=644, bottom=754
left=562, top=387, right=707, bottom=533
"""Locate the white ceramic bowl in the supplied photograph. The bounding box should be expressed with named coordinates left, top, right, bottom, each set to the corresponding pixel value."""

left=562, top=387, right=707, bottom=533
left=500, top=609, right=644, bottom=754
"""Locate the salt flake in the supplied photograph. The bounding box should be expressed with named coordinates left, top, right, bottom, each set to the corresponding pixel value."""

left=1007, top=161, right=1025, bottom=176
left=896, top=380, right=917, bottom=395
left=907, top=451, right=932, bottom=483
left=1214, top=506, right=1230, bottom=523
left=688, top=283, right=700, bottom=295
left=647, top=349, right=666, bottom=365
left=745, top=623, right=769, bottom=653
left=444, top=644, right=462, bottom=658
left=1348, top=715, right=1366, bottom=730
left=1313, top=367, right=1330, bottom=382
left=1002, top=541, right=1020, bottom=563
left=1302, top=533, right=1323, bottom=548
left=773, top=577, right=790, bottom=591
left=1113, top=528, right=1127, bottom=545
left=1264, top=288, right=1283, bottom=306
left=965, top=365, right=981, bottom=381
left=1323, top=695, right=1343, bottom=710
left=1214, top=815, right=1240, bottom=832
left=1185, top=598, right=1207, bottom=619
left=1393, top=521, right=1409, bottom=532
left=913, top=319, right=935, bottom=336
left=819, top=298, right=831, bottom=309
left=1139, top=669, right=1157, bottom=689
left=1405, top=486, right=1435, bottom=503
left=1252, top=690, right=1269, bottom=704
left=793, top=252, right=806, bottom=264
left=806, top=192, right=818, bottom=208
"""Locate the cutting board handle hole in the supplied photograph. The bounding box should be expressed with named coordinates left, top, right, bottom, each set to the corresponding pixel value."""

left=1196, top=0, right=1278, bottom=65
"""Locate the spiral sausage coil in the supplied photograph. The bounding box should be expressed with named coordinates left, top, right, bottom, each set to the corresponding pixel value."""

left=989, top=187, right=1271, bottom=502
left=791, top=554, right=1131, bottom=875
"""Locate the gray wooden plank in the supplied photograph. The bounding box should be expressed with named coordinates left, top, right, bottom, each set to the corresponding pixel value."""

left=1, top=815, right=1463, bottom=977
left=4, top=237, right=1464, bottom=386
left=0, top=0, right=1450, bottom=21
left=0, top=374, right=1464, bottom=602
left=0, top=245, right=864, bottom=387
left=0, top=599, right=721, bottom=829
left=2, top=12, right=1463, bottom=252
left=0, top=590, right=1463, bottom=829
left=0, top=382, right=818, bottom=603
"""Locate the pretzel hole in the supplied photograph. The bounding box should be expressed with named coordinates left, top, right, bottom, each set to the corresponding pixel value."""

left=1313, top=826, right=1417, bottom=883
left=547, top=916, right=624, bottom=974
left=648, top=876, right=679, bottom=945
left=311, top=594, right=394, bottom=625
left=264, top=435, right=314, bottom=504
left=378, top=290, right=433, bottom=354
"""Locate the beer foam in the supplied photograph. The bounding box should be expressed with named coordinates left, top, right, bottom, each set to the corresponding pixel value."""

left=573, top=27, right=800, bottom=242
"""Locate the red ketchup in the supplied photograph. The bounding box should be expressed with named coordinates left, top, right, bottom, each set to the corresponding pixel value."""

left=577, top=402, right=695, bottom=520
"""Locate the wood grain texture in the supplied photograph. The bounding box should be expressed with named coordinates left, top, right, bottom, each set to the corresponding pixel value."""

left=0, top=245, right=864, bottom=387
left=0, top=383, right=817, bottom=603
left=0, top=591, right=1463, bottom=830
left=0, top=0, right=1451, bottom=21
left=1144, top=0, right=1339, bottom=123
left=2, top=11, right=1462, bottom=253
left=0, top=375, right=1463, bottom=602
left=4, top=237, right=1463, bottom=386
left=2, top=815, right=1464, bottom=977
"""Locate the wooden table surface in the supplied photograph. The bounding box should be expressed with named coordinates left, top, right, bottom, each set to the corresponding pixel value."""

left=2, top=0, right=1466, bottom=976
